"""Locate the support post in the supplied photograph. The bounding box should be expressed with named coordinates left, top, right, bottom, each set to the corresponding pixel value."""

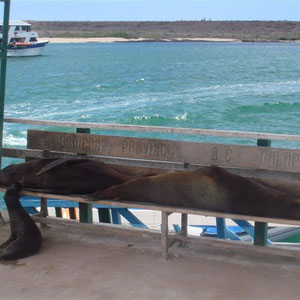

left=69, top=207, right=77, bottom=220
left=0, top=0, right=10, bottom=166
left=216, top=217, right=226, bottom=239
left=180, top=213, right=188, bottom=247
left=161, top=211, right=170, bottom=260
left=79, top=202, right=93, bottom=224
left=55, top=207, right=62, bottom=218
left=76, top=128, right=93, bottom=224
left=254, top=139, right=271, bottom=246
left=40, top=197, right=49, bottom=229
left=0, top=0, right=11, bottom=224
left=254, top=222, right=268, bottom=246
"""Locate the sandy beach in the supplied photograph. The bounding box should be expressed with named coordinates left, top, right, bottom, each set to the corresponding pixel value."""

left=45, top=37, right=241, bottom=43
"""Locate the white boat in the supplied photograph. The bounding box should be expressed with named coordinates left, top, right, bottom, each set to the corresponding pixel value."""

left=0, top=20, right=49, bottom=57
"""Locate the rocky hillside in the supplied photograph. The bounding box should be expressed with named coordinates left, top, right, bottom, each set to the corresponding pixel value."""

left=28, top=20, right=300, bottom=41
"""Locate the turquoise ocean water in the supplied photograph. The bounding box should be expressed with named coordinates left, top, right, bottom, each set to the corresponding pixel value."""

left=1, top=42, right=300, bottom=208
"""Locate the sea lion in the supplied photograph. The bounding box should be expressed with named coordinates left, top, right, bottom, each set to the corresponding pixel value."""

left=0, top=158, right=156, bottom=195
left=0, top=183, right=42, bottom=260
left=86, top=166, right=300, bottom=220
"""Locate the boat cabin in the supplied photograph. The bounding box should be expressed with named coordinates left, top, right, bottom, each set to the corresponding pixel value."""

left=0, top=20, right=39, bottom=44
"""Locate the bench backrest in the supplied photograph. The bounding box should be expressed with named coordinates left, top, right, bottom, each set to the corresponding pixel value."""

left=27, top=130, right=300, bottom=180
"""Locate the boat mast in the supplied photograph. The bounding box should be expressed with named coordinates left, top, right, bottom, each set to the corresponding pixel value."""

left=0, top=0, right=10, bottom=167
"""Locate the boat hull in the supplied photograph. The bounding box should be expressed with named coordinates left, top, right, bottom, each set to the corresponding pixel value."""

left=7, top=41, right=49, bottom=57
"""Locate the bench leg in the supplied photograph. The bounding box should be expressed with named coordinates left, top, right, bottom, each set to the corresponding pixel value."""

left=68, top=208, right=77, bottom=220
left=40, top=197, right=49, bottom=229
left=55, top=207, right=62, bottom=218
left=180, top=213, right=188, bottom=247
left=161, top=211, right=170, bottom=260
left=79, top=203, right=93, bottom=224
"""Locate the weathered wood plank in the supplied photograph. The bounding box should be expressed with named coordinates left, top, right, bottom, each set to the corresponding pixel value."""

left=27, top=130, right=300, bottom=173
left=5, top=117, right=300, bottom=141
left=1, top=187, right=300, bottom=226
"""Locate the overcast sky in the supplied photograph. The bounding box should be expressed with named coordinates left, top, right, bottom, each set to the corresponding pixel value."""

left=7, top=0, right=300, bottom=21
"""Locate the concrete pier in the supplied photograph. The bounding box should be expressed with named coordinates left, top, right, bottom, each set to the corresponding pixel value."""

left=1, top=220, right=300, bottom=300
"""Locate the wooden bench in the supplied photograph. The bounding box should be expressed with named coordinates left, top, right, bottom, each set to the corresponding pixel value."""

left=2, top=123, right=300, bottom=259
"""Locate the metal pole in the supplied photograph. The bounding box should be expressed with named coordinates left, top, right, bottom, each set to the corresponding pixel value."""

left=254, top=139, right=271, bottom=246
left=0, top=0, right=11, bottom=167
left=0, top=0, right=10, bottom=223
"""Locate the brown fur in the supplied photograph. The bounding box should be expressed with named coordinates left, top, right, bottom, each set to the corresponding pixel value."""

left=87, top=166, right=300, bottom=220
left=0, top=158, right=153, bottom=194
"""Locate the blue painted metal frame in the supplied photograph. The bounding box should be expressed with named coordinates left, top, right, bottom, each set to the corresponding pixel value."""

left=233, top=219, right=272, bottom=245
left=216, top=217, right=226, bottom=238
left=19, top=196, right=148, bottom=228
left=173, top=223, right=241, bottom=240
left=17, top=196, right=272, bottom=243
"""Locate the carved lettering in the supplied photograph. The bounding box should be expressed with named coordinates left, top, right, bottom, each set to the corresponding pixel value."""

left=261, top=151, right=267, bottom=164
left=60, top=136, right=108, bottom=153
left=120, top=139, right=180, bottom=159
left=122, top=141, right=128, bottom=153
left=261, top=150, right=300, bottom=170
left=129, top=141, right=135, bottom=154
left=225, top=148, right=232, bottom=162
left=276, top=152, right=282, bottom=167
left=293, top=154, right=299, bottom=166
left=211, top=147, right=218, bottom=161
left=284, top=153, right=291, bottom=167
left=136, top=142, right=142, bottom=154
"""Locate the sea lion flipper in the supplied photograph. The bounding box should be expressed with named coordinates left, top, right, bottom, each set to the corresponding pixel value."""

left=0, top=234, right=15, bottom=249
left=0, top=237, right=33, bottom=260
left=36, top=158, right=89, bottom=175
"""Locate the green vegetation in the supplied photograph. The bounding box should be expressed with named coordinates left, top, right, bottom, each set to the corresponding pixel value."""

left=52, top=30, right=136, bottom=39
left=279, top=37, right=299, bottom=41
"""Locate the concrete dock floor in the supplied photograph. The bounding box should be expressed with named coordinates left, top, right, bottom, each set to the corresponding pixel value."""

left=1, top=220, right=300, bottom=300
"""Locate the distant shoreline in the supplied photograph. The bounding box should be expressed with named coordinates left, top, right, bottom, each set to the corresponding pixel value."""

left=32, top=21, right=300, bottom=42
left=45, top=37, right=241, bottom=43
left=44, top=37, right=300, bottom=43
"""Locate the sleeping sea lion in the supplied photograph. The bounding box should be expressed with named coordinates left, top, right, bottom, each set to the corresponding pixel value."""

left=0, top=158, right=155, bottom=195
left=86, top=166, right=300, bottom=220
left=0, top=184, right=42, bottom=260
